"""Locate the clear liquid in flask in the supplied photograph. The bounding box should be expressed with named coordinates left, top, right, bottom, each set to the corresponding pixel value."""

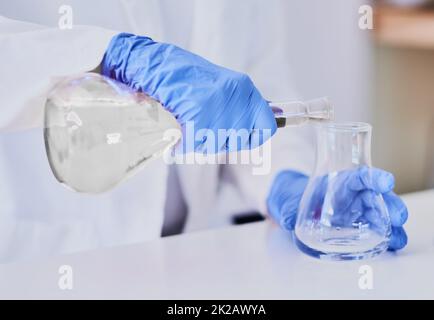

left=294, top=122, right=391, bottom=260
left=44, top=73, right=181, bottom=193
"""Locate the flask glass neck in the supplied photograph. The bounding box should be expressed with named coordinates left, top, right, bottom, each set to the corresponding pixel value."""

left=314, top=122, right=372, bottom=174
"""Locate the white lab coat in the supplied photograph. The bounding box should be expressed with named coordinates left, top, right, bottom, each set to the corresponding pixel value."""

left=0, top=0, right=315, bottom=263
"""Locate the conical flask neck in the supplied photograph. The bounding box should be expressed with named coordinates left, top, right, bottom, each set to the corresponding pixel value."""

left=314, top=122, right=372, bottom=174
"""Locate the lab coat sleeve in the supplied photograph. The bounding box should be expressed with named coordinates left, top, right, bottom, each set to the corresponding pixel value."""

left=225, top=125, right=316, bottom=215
left=0, top=16, right=118, bottom=131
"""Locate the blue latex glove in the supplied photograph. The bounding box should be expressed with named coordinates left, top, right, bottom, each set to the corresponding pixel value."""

left=101, top=33, right=277, bottom=153
left=267, top=167, right=408, bottom=251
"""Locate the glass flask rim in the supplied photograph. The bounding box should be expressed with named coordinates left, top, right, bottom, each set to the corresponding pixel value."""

left=318, top=121, right=372, bottom=133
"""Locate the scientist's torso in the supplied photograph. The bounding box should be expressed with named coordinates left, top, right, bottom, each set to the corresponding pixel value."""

left=0, top=0, right=310, bottom=262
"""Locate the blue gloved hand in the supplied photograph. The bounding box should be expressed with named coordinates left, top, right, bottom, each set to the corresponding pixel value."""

left=267, top=167, right=408, bottom=251
left=101, top=33, right=277, bottom=153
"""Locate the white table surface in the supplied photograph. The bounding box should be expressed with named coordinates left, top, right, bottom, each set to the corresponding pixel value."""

left=1, top=190, right=433, bottom=299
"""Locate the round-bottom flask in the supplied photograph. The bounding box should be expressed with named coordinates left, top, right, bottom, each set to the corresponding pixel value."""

left=44, top=73, right=181, bottom=193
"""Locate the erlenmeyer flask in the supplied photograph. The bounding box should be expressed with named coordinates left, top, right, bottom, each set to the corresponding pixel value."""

left=294, top=122, right=391, bottom=260
left=44, top=73, right=181, bottom=193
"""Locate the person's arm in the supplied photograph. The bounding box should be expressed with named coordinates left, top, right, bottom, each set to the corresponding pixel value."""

left=0, top=15, right=117, bottom=131
left=101, top=33, right=277, bottom=153
left=222, top=125, right=315, bottom=215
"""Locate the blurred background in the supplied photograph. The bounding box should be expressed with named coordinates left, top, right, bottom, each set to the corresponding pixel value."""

left=372, top=0, right=434, bottom=193
left=253, top=0, right=434, bottom=194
